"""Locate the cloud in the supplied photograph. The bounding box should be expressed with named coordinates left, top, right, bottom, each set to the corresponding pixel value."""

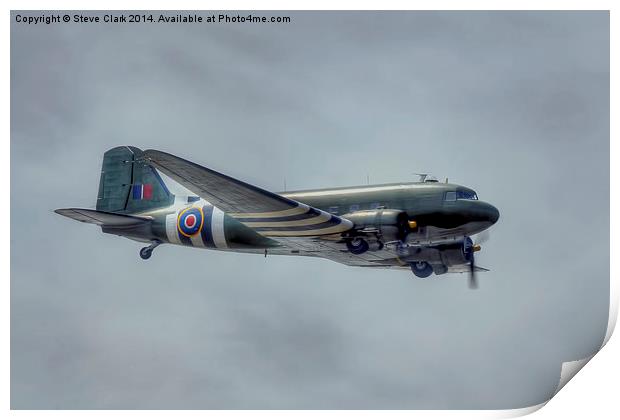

left=11, top=11, right=609, bottom=409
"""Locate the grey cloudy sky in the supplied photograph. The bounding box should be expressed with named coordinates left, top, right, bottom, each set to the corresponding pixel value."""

left=11, top=11, right=609, bottom=409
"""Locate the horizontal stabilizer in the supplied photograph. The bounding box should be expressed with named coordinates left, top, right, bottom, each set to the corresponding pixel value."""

left=54, top=208, right=152, bottom=227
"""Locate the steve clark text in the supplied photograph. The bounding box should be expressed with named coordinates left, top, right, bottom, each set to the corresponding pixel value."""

left=14, top=13, right=292, bottom=25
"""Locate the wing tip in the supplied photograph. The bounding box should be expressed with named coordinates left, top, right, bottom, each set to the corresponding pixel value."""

left=54, top=208, right=76, bottom=216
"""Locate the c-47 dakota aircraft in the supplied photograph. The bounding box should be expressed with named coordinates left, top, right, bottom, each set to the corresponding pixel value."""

left=56, top=147, right=499, bottom=288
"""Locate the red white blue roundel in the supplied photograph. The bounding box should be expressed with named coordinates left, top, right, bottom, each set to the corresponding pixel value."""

left=177, top=207, right=204, bottom=237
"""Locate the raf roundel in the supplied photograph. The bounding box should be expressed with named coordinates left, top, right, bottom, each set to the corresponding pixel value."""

left=177, top=207, right=204, bottom=237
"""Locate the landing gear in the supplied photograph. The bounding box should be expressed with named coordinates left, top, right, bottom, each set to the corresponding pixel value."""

left=396, top=242, right=410, bottom=257
left=139, top=241, right=161, bottom=260
left=368, top=241, right=384, bottom=251
left=139, top=247, right=153, bottom=260
left=346, top=238, right=369, bottom=255
left=410, top=261, right=433, bottom=278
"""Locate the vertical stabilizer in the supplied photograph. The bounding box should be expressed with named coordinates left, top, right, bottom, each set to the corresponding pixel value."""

left=96, top=146, right=174, bottom=214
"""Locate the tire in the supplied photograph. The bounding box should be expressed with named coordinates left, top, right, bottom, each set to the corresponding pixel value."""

left=410, top=261, right=433, bottom=278
left=139, top=247, right=152, bottom=260
left=346, top=238, right=369, bottom=255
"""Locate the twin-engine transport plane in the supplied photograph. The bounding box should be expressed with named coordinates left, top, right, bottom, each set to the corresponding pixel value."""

left=56, top=147, right=500, bottom=288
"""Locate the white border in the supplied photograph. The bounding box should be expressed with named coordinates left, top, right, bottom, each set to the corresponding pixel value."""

left=4, top=1, right=616, bottom=418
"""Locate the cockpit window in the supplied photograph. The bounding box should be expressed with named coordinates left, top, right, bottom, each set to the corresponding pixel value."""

left=457, top=191, right=478, bottom=200
left=445, top=191, right=478, bottom=201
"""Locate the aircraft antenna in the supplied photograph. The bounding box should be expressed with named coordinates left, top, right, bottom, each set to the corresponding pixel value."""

left=413, top=173, right=428, bottom=182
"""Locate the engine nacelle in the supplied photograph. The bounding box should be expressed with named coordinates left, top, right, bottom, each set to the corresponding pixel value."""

left=343, top=209, right=410, bottom=243
left=436, top=238, right=474, bottom=266
left=404, top=237, right=474, bottom=267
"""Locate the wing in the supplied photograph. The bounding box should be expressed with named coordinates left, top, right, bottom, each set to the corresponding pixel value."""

left=447, top=264, right=490, bottom=273
left=55, top=208, right=152, bottom=226
left=263, top=236, right=410, bottom=268
left=143, top=149, right=353, bottom=238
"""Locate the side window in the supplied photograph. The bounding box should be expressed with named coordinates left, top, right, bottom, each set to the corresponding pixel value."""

left=445, top=191, right=456, bottom=201
left=328, top=206, right=339, bottom=215
left=369, top=202, right=380, bottom=210
left=349, top=204, right=360, bottom=212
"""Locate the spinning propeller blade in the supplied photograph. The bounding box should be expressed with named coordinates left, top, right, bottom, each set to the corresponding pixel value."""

left=475, top=230, right=490, bottom=245
left=468, top=231, right=492, bottom=289
left=468, top=255, right=478, bottom=289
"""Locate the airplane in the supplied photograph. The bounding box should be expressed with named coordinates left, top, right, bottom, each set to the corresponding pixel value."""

left=55, top=146, right=500, bottom=288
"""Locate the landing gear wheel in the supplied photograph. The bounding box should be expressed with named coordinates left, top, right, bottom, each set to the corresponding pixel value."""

left=139, top=240, right=161, bottom=260
left=346, top=238, right=369, bottom=255
left=410, top=261, right=433, bottom=278
left=139, top=247, right=153, bottom=260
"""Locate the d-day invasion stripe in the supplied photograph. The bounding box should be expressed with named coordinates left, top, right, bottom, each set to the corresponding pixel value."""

left=211, top=207, right=228, bottom=248
left=243, top=211, right=332, bottom=228
left=228, top=204, right=310, bottom=219
left=257, top=222, right=352, bottom=237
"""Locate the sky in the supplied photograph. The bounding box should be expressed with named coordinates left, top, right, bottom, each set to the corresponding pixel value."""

left=10, top=11, right=609, bottom=409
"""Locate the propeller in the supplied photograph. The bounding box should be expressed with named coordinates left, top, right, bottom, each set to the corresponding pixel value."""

left=468, top=253, right=478, bottom=289
left=467, top=232, right=491, bottom=289
left=475, top=230, right=490, bottom=245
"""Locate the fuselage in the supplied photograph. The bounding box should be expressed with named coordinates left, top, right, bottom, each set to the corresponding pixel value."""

left=118, top=181, right=499, bottom=255
left=283, top=181, right=499, bottom=244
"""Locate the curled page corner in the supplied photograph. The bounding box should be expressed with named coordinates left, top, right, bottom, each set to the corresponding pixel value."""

left=602, top=291, right=618, bottom=348
left=496, top=288, right=617, bottom=417
left=549, top=280, right=618, bottom=395
left=494, top=401, right=547, bottom=418
left=555, top=355, right=595, bottom=394
left=488, top=355, right=597, bottom=419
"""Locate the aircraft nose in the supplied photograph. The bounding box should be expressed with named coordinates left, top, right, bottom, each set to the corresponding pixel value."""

left=484, top=203, right=500, bottom=225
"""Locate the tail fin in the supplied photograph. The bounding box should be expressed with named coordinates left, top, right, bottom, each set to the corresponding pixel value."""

left=96, top=146, right=174, bottom=214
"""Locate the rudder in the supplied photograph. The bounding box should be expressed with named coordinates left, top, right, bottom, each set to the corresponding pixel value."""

left=96, top=146, right=174, bottom=214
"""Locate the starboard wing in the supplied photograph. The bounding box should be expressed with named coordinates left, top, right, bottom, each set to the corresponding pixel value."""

left=142, top=149, right=353, bottom=238
left=447, top=264, right=490, bottom=273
